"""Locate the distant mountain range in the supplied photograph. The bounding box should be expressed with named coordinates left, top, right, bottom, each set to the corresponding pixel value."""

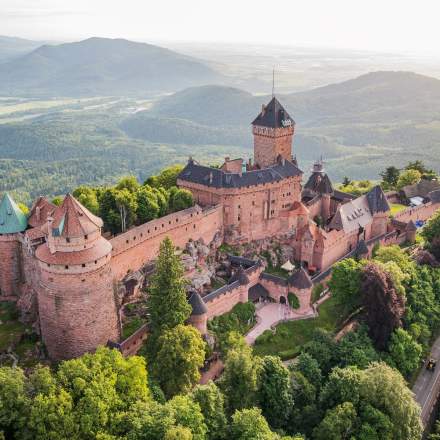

left=0, top=37, right=223, bottom=97
left=123, top=71, right=440, bottom=178
left=0, top=36, right=45, bottom=62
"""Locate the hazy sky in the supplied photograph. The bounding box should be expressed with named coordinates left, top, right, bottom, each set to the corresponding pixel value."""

left=2, top=0, right=440, bottom=53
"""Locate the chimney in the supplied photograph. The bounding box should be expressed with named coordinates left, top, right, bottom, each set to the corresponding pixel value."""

left=36, top=206, right=41, bottom=222
left=261, top=104, right=266, bottom=116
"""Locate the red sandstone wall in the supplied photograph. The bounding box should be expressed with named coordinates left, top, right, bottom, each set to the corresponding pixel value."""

left=253, top=126, right=294, bottom=168
left=393, top=202, right=440, bottom=224
left=110, top=205, right=223, bottom=280
left=38, top=262, right=120, bottom=360
left=259, top=278, right=287, bottom=302
left=0, top=234, right=22, bottom=298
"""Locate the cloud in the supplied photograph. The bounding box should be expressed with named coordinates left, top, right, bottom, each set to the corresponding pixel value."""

left=0, top=8, right=91, bottom=19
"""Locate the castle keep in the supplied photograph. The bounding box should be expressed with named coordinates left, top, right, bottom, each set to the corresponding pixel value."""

left=1, top=96, right=439, bottom=360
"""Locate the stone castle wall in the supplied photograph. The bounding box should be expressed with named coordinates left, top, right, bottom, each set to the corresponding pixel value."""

left=394, top=201, right=439, bottom=224
left=0, top=234, right=22, bottom=298
left=38, top=257, right=120, bottom=360
left=109, top=205, right=223, bottom=280
left=253, top=126, right=294, bottom=168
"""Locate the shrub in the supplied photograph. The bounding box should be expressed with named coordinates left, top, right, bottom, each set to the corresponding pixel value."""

left=288, top=292, right=300, bottom=309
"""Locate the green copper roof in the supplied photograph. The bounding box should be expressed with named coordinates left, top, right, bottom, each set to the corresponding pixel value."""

left=0, top=193, right=27, bottom=234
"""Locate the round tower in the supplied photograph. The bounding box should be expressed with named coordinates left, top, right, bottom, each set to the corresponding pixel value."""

left=35, top=194, right=120, bottom=360
left=0, top=193, right=27, bottom=298
left=188, top=291, right=208, bottom=335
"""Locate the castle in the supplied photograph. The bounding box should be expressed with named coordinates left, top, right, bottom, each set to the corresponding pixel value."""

left=1, top=96, right=439, bottom=360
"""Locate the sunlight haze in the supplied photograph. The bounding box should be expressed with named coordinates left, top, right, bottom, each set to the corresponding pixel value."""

left=2, top=0, right=440, bottom=53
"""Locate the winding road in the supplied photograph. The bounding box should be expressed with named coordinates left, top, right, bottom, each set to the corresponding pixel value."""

left=413, top=336, right=440, bottom=427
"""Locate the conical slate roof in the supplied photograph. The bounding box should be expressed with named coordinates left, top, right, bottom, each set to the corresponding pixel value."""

left=0, top=193, right=27, bottom=234
left=51, top=194, right=103, bottom=238
left=229, top=266, right=250, bottom=285
left=366, top=186, right=390, bottom=214
left=288, top=266, right=313, bottom=289
left=304, top=172, right=334, bottom=195
left=189, top=291, right=208, bottom=316
left=356, top=239, right=369, bottom=256
left=252, top=97, right=295, bottom=128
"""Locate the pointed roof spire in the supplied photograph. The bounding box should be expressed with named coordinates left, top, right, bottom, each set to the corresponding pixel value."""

left=252, top=97, right=295, bottom=128
left=188, top=291, right=208, bottom=316
left=0, top=193, right=27, bottom=234
left=51, top=194, right=103, bottom=238
left=288, top=266, right=313, bottom=289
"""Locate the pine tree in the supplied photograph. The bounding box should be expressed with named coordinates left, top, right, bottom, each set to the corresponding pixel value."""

left=147, top=237, right=191, bottom=335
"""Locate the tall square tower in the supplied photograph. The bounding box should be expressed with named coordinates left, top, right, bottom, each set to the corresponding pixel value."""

left=252, top=97, right=295, bottom=169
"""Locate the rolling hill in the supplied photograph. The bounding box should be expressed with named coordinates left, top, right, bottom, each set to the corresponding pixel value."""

left=0, top=36, right=44, bottom=62
left=0, top=37, right=223, bottom=97
left=123, top=71, right=440, bottom=179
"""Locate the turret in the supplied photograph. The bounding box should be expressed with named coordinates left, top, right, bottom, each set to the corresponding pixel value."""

left=0, top=193, right=27, bottom=297
left=188, top=291, right=208, bottom=335
left=252, top=97, right=295, bottom=169
left=35, top=194, right=119, bottom=360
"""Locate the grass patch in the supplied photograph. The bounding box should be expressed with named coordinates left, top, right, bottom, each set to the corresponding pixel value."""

left=253, top=296, right=347, bottom=359
left=263, top=266, right=288, bottom=278
left=208, top=302, right=256, bottom=338
left=122, top=317, right=145, bottom=340
left=390, top=203, right=407, bottom=216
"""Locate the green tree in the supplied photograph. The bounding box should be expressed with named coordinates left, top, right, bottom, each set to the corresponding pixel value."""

left=422, top=210, right=440, bottom=259
left=73, top=185, right=100, bottom=214
left=342, top=176, right=352, bottom=186
left=153, top=324, right=206, bottom=399
left=165, top=426, right=193, bottom=440
left=295, top=353, right=323, bottom=388
left=374, top=245, right=415, bottom=275
left=405, top=160, right=434, bottom=176
left=51, top=195, right=63, bottom=206
left=165, top=395, right=207, bottom=440
left=319, top=367, right=363, bottom=410
left=380, top=166, right=400, bottom=189
left=191, top=382, right=227, bottom=440
left=116, top=175, right=140, bottom=193
left=287, top=292, right=300, bottom=309
left=219, top=345, right=258, bottom=414
left=0, top=367, right=27, bottom=437
left=147, top=237, right=191, bottom=336
left=361, top=362, right=422, bottom=439
left=99, top=188, right=121, bottom=234
left=145, top=165, right=184, bottom=189
left=328, top=258, right=363, bottom=313
left=313, top=402, right=357, bottom=440
left=396, top=169, right=422, bottom=190
left=169, top=188, right=194, bottom=213
left=136, top=186, right=161, bottom=223
left=114, top=188, right=137, bottom=232
left=388, top=328, right=422, bottom=377
left=231, top=408, right=277, bottom=440
left=257, top=356, right=293, bottom=429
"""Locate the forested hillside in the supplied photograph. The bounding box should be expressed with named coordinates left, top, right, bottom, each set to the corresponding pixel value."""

left=0, top=37, right=223, bottom=97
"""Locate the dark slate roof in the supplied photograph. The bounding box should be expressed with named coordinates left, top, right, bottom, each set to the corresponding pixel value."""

left=288, top=267, right=313, bottom=289
left=189, top=291, right=208, bottom=315
left=356, top=239, right=369, bottom=256
left=429, top=189, right=440, bottom=204
left=228, top=266, right=250, bottom=285
left=252, top=97, right=295, bottom=128
left=401, top=179, right=440, bottom=199
left=366, top=185, right=390, bottom=214
left=228, top=255, right=257, bottom=268
left=304, top=172, right=334, bottom=195
left=248, top=283, right=269, bottom=302
left=333, top=189, right=356, bottom=202
left=260, top=272, right=287, bottom=286
left=178, top=158, right=302, bottom=189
